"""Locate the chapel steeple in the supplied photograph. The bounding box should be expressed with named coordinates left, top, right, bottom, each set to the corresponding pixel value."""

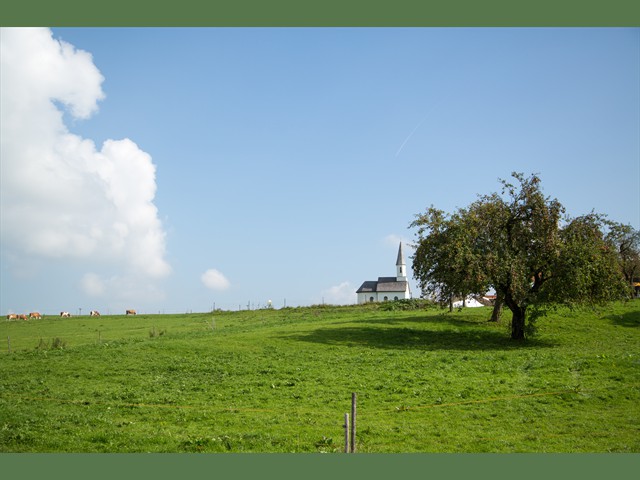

left=396, top=242, right=407, bottom=281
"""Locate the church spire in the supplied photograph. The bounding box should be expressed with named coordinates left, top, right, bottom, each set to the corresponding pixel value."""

left=396, top=242, right=405, bottom=266
left=396, top=242, right=407, bottom=280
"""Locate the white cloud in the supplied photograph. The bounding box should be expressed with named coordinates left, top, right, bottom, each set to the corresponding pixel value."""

left=201, top=269, right=230, bottom=291
left=81, top=272, right=106, bottom=296
left=0, top=28, right=171, bottom=282
left=321, top=281, right=356, bottom=305
left=80, top=271, right=166, bottom=307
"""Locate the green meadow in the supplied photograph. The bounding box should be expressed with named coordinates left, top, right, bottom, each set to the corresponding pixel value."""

left=1, top=300, right=638, bottom=453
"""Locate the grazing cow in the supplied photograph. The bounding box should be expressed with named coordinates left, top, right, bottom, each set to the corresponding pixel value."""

left=90, top=310, right=100, bottom=317
left=125, top=309, right=137, bottom=315
left=7, top=314, right=18, bottom=320
left=60, top=311, right=71, bottom=318
left=17, top=314, right=28, bottom=320
left=29, top=312, right=42, bottom=319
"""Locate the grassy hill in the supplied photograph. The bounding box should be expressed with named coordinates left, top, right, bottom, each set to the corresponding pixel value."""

left=0, top=300, right=638, bottom=452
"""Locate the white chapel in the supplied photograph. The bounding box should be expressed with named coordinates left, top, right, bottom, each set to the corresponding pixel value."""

left=356, top=243, right=412, bottom=304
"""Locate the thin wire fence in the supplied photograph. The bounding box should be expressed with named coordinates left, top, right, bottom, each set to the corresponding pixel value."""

left=1, top=384, right=632, bottom=415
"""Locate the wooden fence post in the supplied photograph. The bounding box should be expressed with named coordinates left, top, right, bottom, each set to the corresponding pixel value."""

left=351, top=392, right=357, bottom=453
left=344, top=413, right=350, bottom=453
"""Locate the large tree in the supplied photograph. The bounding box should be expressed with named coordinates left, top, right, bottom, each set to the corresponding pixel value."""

left=410, top=206, right=489, bottom=311
left=410, top=173, right=631, bottom=340
left=606, top=222, right=640, bottom=287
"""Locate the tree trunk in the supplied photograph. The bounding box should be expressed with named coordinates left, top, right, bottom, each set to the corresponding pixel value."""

left=503, top=291, right=526, bottom=340
left=489, top=293, right=503, bottom=322
left=510, top=306, right=526, bottom=340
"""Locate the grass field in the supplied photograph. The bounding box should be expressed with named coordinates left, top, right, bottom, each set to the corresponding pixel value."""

left=1, top=300, right=638, bottom=453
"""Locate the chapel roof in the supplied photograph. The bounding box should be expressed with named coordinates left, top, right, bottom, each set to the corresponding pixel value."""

left=355, top=281, right=378, bottom=293
left=356, top=278, right=408, bottom=293
left=376, top=278, right=408, bottom=292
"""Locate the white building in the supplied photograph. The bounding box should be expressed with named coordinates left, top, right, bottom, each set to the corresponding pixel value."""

left=452, top=297, right=485, bottom=308
left=356, top=243, right=412, bottom=304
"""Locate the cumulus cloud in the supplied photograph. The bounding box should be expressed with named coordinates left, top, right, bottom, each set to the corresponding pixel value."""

left=321, top=281, right=356, bottom=305
left=201, top=269, right=230, bottom=291
left=81, top=272, right=106, bottom=297
left=0, top=28, right=170, bottom=281
left=80, top=271, right=166, bottom=306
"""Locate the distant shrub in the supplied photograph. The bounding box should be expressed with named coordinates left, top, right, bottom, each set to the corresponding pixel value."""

left=35, top=337, right=67, bottom=350
left=379, top=299, right=435, bottom=311
left=149, top=327, right=166, bottom=338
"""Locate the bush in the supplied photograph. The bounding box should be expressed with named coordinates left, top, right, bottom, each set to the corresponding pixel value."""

left=149, top=327, right=166, bottom=338
left=379, top=299, right=435, bottom=311
left=35, top=337, right=67, bottom=350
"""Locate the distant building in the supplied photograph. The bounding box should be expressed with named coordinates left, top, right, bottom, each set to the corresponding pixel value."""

left=452, top=296, right=485, bottom=308
left=356, top=243, right=412, bottom=303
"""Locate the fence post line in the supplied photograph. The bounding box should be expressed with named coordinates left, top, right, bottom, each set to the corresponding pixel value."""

left=344, top=413, right=350, bottom=453
left=351, top=392, right=357, bottom=453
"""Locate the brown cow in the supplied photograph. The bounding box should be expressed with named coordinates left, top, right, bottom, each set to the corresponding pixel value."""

left=29, top=312, right=42, bottom=319
left=60, top=311, right=71, bottom=318
left=17, top=314, right=28, bottom=320
left=6, top=314, right=18, bottom=320
left=90, top=310, right=100, bottom=317
left=125, top=309, right=137, bottom=315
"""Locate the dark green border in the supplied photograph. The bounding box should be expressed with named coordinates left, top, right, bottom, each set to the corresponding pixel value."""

left=1, top=453, right=639, bottom=480
left=2, top=0, right=639, bottom=479
left=1, top=0, right=639, bottom=26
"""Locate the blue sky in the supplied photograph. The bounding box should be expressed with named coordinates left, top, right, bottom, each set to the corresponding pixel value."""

left=1, top=27, right=638, bottom=314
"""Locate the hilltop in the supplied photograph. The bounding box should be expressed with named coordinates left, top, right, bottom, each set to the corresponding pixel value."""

left=1, top=300, right=638, bottom=452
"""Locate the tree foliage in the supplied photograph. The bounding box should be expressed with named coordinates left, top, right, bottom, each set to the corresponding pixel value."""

left=410, top=173, right=631, bottom=340
left=410, top=206, right=488, bottom=310
left=605, top=222, right=640, bottom=286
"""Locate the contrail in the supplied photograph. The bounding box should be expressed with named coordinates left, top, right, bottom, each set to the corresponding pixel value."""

left=394, top=114, right=429, bottom=158
left=394, top=96, right=447, bottom=158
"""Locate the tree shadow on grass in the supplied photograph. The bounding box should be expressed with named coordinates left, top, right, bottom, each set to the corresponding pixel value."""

left=281, top=314, right=554, bottom=351
left=606, top=310, right=640, bottom=328
left=344, top=312, right=491, bottom=328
